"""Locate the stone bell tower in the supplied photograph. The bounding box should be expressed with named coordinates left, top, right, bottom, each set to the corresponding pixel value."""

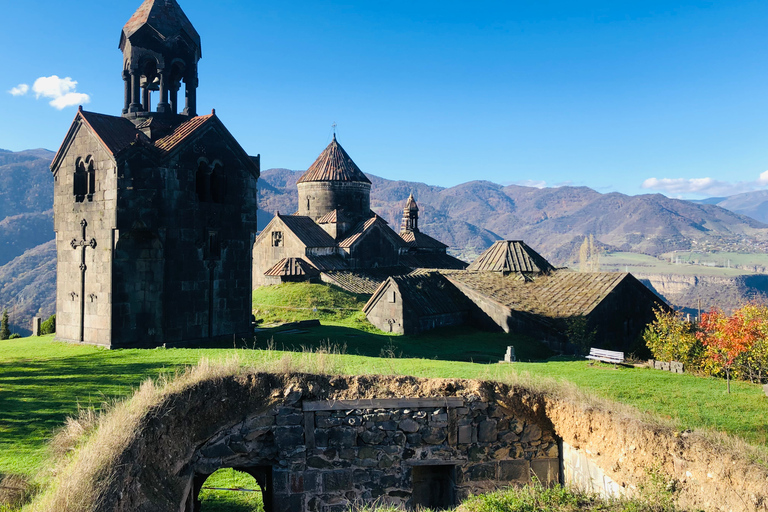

left=120, top=0, right=201, bottom=117
left=50, top=0, right=259, bottom=348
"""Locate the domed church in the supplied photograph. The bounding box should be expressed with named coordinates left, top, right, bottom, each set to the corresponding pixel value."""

left=253, top=136, right=466, bottom=289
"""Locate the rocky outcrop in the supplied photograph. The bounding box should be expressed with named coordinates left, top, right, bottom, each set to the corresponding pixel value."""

left=637, top=273, right=768, bottom=313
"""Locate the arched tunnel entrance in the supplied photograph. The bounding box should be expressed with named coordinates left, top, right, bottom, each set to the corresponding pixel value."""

left=193, top=466, right=272, bottom=512
left=176, top=378, right=560, bottom=512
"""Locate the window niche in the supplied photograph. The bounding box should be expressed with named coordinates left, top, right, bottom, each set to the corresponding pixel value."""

left=271, top=231, right=283, bottom=247
left=73, top=158, right=87, bottom=202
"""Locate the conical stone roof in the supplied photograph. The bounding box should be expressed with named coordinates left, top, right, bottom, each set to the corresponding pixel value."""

left=121, top=0, right=201, bottom=52
left=297, top=135, right=371, bottom=184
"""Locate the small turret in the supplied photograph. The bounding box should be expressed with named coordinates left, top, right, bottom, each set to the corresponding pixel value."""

left=400, top=193, right=419, bottom=233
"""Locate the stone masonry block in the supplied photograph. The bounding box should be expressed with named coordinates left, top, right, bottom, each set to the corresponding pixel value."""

left=531, top=458, right=559, bottom=486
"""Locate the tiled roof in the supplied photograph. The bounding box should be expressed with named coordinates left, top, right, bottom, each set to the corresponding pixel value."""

left=278, top=214, right=337, bottom=248
left=338, top=215, right=406, bottom=249
left=398, top=252, right=468, bottom=270
left=297, top=135, right=371, bottom=184
left=316, top=209, right=357, bottom=225
left=153, top=114, right=214, bottom=152
left=264, top=258, right=319, bottom=277
left=322, top=267, right=412, bottom=295
left=79, top=111, right=145, bottom=156
left=121, top=0, right=201, bottom=51
left=304, top=254, right=349, bottom=271
left=467, top=240, right=556, bottom=274
left=448, top=270, right=634, bottom=318
left=400, top=230, right=448, bottom=250
left=365, top=273, right=473, bottom=318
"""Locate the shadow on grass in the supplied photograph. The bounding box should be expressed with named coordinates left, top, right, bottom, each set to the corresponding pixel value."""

left=202, top=325, right=555, bottom=364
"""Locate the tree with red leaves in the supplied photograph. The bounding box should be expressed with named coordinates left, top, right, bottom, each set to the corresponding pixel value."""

left=697, top=308, right=756, bottom=393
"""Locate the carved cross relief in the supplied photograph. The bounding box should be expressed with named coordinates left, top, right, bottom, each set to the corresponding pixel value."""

left=71, top=219, right=97, bottom=342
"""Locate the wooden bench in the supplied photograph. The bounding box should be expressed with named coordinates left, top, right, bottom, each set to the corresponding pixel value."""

left=585, top=348, right=625, bottom=365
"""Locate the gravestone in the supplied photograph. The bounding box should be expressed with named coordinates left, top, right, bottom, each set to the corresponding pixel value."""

left=763, top=383, right=768, bottom=397
left=499, top=345, right=516, bottom=363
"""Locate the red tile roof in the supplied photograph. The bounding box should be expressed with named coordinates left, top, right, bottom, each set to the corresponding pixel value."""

left=153, top=114, right=213, bottom=152
left=297, top=135, right=371, bottom=184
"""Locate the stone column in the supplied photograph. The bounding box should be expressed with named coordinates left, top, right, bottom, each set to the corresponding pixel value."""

left=183, top=76, right=197, bottom=117
left=169, top=84, right=179, bottom=114
left=156, top=69, right=170, bottom=113
left=142, top=84, right=150, bottom=112
left=122, top=70, right=131, bottom=114
left=129, top=70, right=142, bottom=113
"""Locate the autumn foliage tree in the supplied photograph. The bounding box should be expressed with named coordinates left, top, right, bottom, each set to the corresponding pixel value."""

left=697, top=308, right=756, bottom=393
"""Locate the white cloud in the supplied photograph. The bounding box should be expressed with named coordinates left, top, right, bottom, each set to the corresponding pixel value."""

left=8, top=84, right=29, bottom=96
left=641, top=172, right=768, bottom=198
left=512, top=179, right=547, bottom=188
left=29, top=75, right=90, bottom=109
left=50, top=92, right=91, bottom=109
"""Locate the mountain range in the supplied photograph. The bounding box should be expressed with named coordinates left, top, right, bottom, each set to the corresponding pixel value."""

left=3, top=147, right=768, bottom=333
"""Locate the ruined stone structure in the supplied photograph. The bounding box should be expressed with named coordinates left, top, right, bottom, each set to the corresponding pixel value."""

left=50, top=0, right=259, bottom=347
left=253, top=137, right=465, bottom=287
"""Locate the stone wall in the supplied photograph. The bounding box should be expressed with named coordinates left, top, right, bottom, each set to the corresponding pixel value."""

left=53, top=123, right=118, bottom=346
left=188, top=396, right=559, bottom=511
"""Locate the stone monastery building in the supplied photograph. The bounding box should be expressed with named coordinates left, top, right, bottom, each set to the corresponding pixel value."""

left=51, top=0, right=259, bottom=348
left=252, top=135, right=466, bottom=288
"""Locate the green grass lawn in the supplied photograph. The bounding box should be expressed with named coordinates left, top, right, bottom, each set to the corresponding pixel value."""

left=2, top=335, right=767, bottom=480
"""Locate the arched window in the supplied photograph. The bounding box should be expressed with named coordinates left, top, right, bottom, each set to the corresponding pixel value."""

left=73, top=158, right=87, bottom=202
left=86, top=156, right=96, bottom=201
left=196, top=160, right=211, bottom=202
left=210, top=162, right=226, bottom=203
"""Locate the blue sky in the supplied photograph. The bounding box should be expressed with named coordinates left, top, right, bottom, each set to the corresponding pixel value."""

left=1, top=0, right=766, bottom=198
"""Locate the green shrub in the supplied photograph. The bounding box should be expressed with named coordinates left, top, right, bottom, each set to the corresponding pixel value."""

left=8, top=333, right=21, bottom=339
left=40, top=314, right=56, bottom=335
left=0, top=310, right=9, bottom=340
left=643, top=309, right=704, bottom=369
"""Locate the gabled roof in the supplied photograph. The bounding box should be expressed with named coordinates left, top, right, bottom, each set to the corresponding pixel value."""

left=467, top=240, right=555, bottom=274
left=304, top=254, right=349, bottom=271
left=338, top=215, right=406, bottom=249
left=51, top=110, right=258, bottom=178
left=154, top=114, right=214, bottom=152
left=316, top=209, right=357, bottom=225
left=264, top=257, right=319, bottom=277
left=398, top=252, right=468, bottom=270
left=121, top=0, right=201, bottom=52
left=322, top=267, right=412, bottom=295
left=400, top=230, right=448, bottom=250
left=364, top=273, right=473, bottom=318
left=297, top=135, right=371, bottom=184
left=448, top=270, right=660, bottom=318
left=261, top=214, right=336, bottom=248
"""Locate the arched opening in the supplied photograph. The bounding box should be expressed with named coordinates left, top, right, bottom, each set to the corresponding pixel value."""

left=140, top=59, right=160, bottom=112
left=73, top=158, right=87, bottom=202
left=169, top=60, right=187, bottom=115
left=85, top=156, right=96, bottom=201
left=196, top=160, right=211, bottom=202
left=210, top=162, right=226, bottom=203
left=193, top=467, right=272, bottom=512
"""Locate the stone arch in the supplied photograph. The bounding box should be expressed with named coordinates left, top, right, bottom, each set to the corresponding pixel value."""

left=73, top=156, right=87, bottom=202
left=57, top=373, right=557, bottom=512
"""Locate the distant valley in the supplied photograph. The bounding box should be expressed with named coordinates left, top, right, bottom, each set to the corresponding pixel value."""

left=3, top=147, right=768, bottom=332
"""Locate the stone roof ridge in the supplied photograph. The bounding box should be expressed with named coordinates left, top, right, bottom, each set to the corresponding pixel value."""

left=297, top=136, right=371, bottom=184
left=121, top=0, right=201, bottom=52
left=466, top=240, right=555, bottom=274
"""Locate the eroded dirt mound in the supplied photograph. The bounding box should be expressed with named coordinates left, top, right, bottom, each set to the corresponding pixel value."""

left=30, top=370, right=768, bottom=512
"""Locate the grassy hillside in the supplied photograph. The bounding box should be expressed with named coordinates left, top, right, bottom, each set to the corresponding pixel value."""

left=251, top=282, right=553, bottom=363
